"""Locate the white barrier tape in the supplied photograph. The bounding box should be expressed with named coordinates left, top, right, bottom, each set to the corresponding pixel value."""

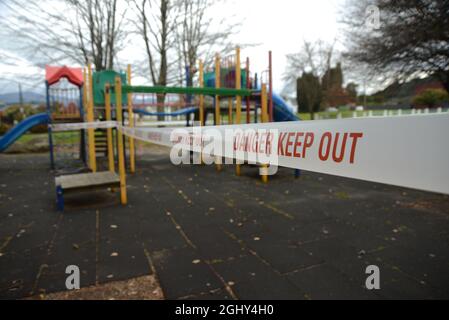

left=137, top=121, right=188, bottom=127
left=50, top=121, right=117, bottom=132
left=52, top=114, right=449, bottom=195
left=120, top=125, right=174, bottom=146
left=121, top=114, right=449, bottom=195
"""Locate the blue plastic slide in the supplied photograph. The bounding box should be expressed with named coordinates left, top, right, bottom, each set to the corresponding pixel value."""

left=133, top=94, right=299, bottom=122
left=251, top=90, right=300, bottom=122
left=0, top=113, right=49, bottom=152
left=272, top=93, right=300, bottom=122
left=133, top=106, right=198, bottom=117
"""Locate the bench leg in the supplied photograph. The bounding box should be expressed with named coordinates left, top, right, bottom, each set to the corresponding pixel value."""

left=56, top=186, right=64, bottom=211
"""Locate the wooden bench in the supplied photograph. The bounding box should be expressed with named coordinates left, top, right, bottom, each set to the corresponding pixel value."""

left=55, top=171, right=120, bottom=211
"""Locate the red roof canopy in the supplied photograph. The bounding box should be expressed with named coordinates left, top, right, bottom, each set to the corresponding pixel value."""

left=45, top=65, right=83, bottom=87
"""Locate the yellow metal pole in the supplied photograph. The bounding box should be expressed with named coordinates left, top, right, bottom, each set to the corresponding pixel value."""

left=199, top=60, right=205, bottom=165
left=227, top=57, right=233, bottom=123
left=235, top=47, right=242, bottom=123
left=199, top=60, right=205, bottom=126
left=228, top=98, right=233, bottom=124
left=115, top=76, right=128, bottom=205
left=82, top=69, right=87, bottom=114
left=215, top=54, right=222, bottom=171
left=261, top=84, right=268, bottom=183
left=215, top=54, right=221, bottom=125
left=127, top=65, right=136, bottom=174
left=261, top=84, right=269, bottom=123
left=235, top=47, right=242, bottom=176
left=87, top=64, right=97, bottom=172
left=105, top=84, right=115, bottom=173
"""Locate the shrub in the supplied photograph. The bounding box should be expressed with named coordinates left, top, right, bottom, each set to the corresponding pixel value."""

left=0, top=122, right=12, bottom=135
left=29, top=124, right=48, bottom=134
left=2, top=104, right=40, bottom=125
left=412, top=89, right=449, bottom=108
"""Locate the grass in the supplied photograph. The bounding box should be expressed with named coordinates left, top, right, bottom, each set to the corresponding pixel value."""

left=18, top=132, right=80, bottom=144
left=17, top=133, right=47, bottom=143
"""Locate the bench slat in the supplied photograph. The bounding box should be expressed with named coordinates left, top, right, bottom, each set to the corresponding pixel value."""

left=55, top=172, right=120, bottom=190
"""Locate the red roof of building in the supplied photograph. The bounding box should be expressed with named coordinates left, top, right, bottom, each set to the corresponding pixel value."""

left=45, top=65, right=83, bottom=87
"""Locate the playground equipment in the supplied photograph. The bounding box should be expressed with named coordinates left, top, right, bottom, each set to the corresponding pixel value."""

left=122, top=48, right=299, bottom=180
left=45, top=66, right=86, bottom=171
left=0, top=47, right=300, bottom=210
left=0, top=113, right=49, bottom=152
left=0, top=45, right=448, bottom=212
left=47, top=65, right=127, bottom=210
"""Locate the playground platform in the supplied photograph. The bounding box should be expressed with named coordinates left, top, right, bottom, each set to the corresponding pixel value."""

left=0, top=149, right=448, bottom=300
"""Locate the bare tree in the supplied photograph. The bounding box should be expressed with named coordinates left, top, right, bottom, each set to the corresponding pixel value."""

left=131, top=0, right=181, bottom=119
left=282, top=39, right=338, bottom=112
left=0, top=0, right=128, bottom=71
left=175, top=0, right=242, bottom=86
left=131, top=0, right=180, bottom=87
left=283, top=39, right=338, bottom=87
left=342, top=0, right=449, bottom=92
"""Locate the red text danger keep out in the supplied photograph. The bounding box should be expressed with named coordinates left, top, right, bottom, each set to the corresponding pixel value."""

left=234, top=131, right=364, bottom=164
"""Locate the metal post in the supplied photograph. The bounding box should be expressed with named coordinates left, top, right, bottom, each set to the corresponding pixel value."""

left=105, top=84, right=115, bottom=173
left=246, top=57, right=250, bottom=124
left=268, top=51, right=273, bottom=122
left=78, top=85, right=86, bottom=164
left=115, top=76, right=128, bottom=205
left=261, top=84, right=269, bottom=183
left=46, top=81, right=55, bottom=170
left=87, top=64, right=97, bottom=172
left=199, top=60, right=205, bottom=126
left=127, top=65, right=135, bottom=173
left=215, top=54, right=222, bottom=171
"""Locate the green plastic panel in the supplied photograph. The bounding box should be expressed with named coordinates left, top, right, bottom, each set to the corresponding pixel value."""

left=118, top=85, right=253, bottom=97
left=93, top=70, right=128, bottom=106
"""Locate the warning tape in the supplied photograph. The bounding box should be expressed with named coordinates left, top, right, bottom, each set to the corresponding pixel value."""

left=50, top=121, right=117, bottom=132
left=50, top=114, right=449, bottom=195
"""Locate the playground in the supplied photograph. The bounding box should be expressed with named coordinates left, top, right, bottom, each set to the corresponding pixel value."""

left=1, top=47, right=449, bottom=300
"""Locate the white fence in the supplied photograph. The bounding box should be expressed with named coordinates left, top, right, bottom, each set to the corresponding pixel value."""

left=316, top=107, right=449, bottom=120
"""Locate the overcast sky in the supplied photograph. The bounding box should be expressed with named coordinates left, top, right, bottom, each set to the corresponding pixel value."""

left=0, top=0, right=347, bottom=95
left=231, top=0, right=345, bottom=92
